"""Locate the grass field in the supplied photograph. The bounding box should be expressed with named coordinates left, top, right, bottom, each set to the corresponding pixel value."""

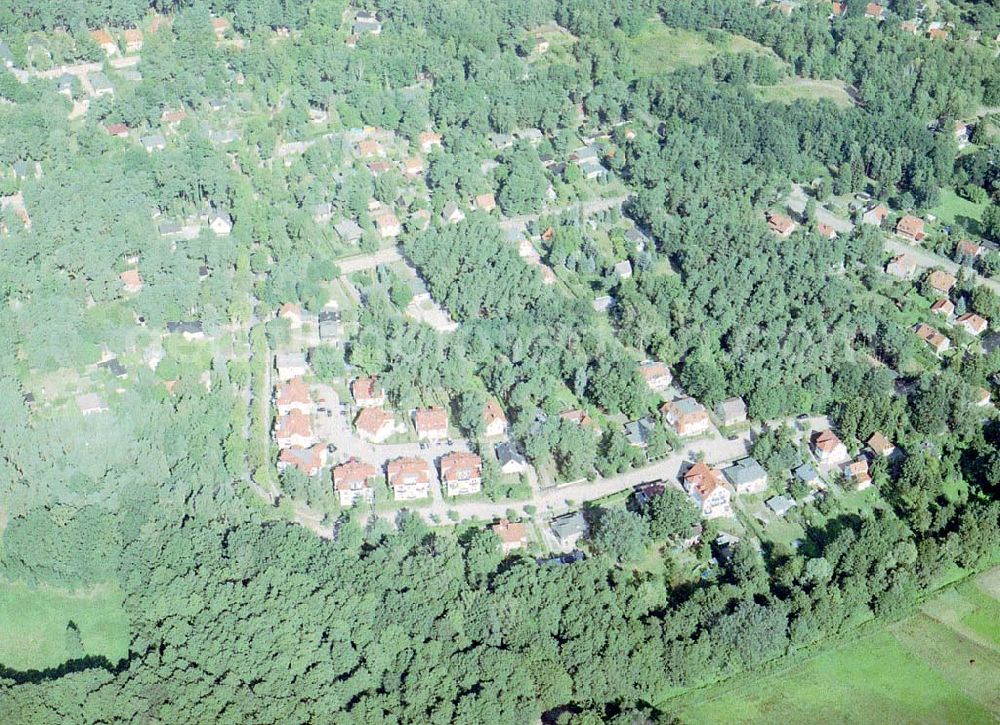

left=756, top=78, right=854, bottom=108
left=628, top=21, right=778, bottom=76
left=928, top=187, right=988, bottom=228
left=0, top=581, right=129, bottom=671
left=665, top=567, right=1000, bottom=724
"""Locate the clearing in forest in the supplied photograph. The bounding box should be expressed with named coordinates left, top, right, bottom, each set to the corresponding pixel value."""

left=628, top=21, right=778, bottom=76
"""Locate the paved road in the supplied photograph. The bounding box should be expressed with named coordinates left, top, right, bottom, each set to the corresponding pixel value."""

left=785, top=185, right=854, bottom=234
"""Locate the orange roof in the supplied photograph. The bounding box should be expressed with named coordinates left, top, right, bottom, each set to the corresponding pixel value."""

left=161, top=109, right=187, bottom=124
left=211, top=17, right=231, bottom=31
left=333, top=458, right=378, bottom=490
left=120, top=268, right=143, bottom=290
left=355, top=407, right=392, bottom=435
left=375, top=211, right=399, bottom=231
left=352, top=376, right=383, bottom=402
left=419, top=131, right=442, bottom=146
left=90, top=29, right=115, bottom=46
left=956, top=312, right=988, bottom=334
left=123, top=28, right=143, bottom=43
left=814, top=429, right=843, bottom=453
left=865, top=2, right=883, bottom=16
left=896, top=215, right=925, bottom=238
left=415, top=406, right=448, bottom=432
left=768, top=213, right=795, bottom=235
left=475, top=193, right=496, bottom=210
left=403, top=156, right=424, bottom=173
left=356, top=139, right=382, bottom=156
left=440, top=451, right=482, bottom=482
left=928, top=27, right=948, bottom=40
left=640, top=361, right=670, bottom=382
left=831, top=2, right=845, bottom=15
left=275, top=410, right=311, bottom=439
left=279, top=444, right=325, bottom=475
left=957, top=240, right=983, bottom=257
left=930, top=298, right=954, bottom=315
left=483, top=399, right=506, bottom=427
left=928, top=270, right=956, bottom=294
left=275, top=377, right=310, bottom=407
left=683, top=462, right=723, bottom=497
left=560, top=409, right=593, bottom=427
left=386, top=457, right=432, bottom=487
left=914, top=323, right=948, bottom=349
left=817, top=222, right=837, bottom=239
left=867, top=431, right=894, bottom=455
left=492, top=518, right=527, bottom=545
left=278, top=302, right=301, bottom=318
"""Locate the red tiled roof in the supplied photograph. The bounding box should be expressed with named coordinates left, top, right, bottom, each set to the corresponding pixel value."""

left=683, top=462, right=722, bottom=497
left=415, top=406, right=448, bottom=433
left=483, top=399, right=506, bottom=427
left=355, top=407, right=392, bottom=435
left=440, top=452, right=482, bottom=482
left=276, top=377, right=310, bottom=407
left=275, top=410, right=311, bottom=439
left=815, top=429, right=843, bottom=453
left=352, top=376, right=382, bottom=402
left=492, top=518, right=526, bottom=545
left=386, top=457, right=432, bottom=487
left=333, top=458, right=378, bottom=490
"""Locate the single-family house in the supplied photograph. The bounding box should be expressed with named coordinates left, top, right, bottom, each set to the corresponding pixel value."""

left=592, top=295, right=614, bottom=312
left=278, top=444, right=327, bottom=476
left=867, top=431, right=895, bottom=458
left=683, top=462, right=732, bottom=518
left=633, top=481, right=666, bottom=509
left=355, top=407, right=397, bottom=443
left=375, top=211, right=401, bottom=239
left=625, top=227, right=651, bottom=252
left=624, top=417, right=656, bottom=448
left=140, top=134, right=166, bottom=152
left=613, top=260, right=633, bottom=280
left=885, top=254, right=917, bottom=279
left=387, top=457, right=432, bottom=501
left=419, top=131, right=443, bottom=153
left=442, top=202, right=465, bottom=225
left=355, top=139, right=385, bottom=158
left=716, top=396, right=748, bottom=427
left=89, top=72, right=114, bottom=97
left=56, top=74, right=75, bottom=97
left=105, top=123, right=129, bottom=138
left=864, top=2, right=886, bottom=20
left=579, top=158, right=607, bottom=180
left=816, top=222, right=838, bottom=240
left=166, top=321, right=205, bottom=340
left=561, top=409, right=596, bottom=430
left=474, top=193, right=496, bottom=212
left=352, top=377, right=386, bottom=408
left=368, top=160, right=392, bottom=177
left=120, top=268, right=143, bottom=294
left=977, top=387, right=992, bottom=407
left=76, top=393, right=109, bottom=416
left=896, top=215, right=926, bottom=242
left=277, top=302, right=303, bottom=330
left=496, top=442, right=528, bottom=475
left=767, top=212, right=796, bottom=237
left=415, top=406, right=448, bottom=441
left=90, top=29, right=118, bottom=56
left=211, top=17, right=231, bottom=39
left=927, top=270, right=957, bottom=295
left=275, top=352, right=308, bottom=381
left=209, top=209, right=233, bottom=236
left=662, top=397, right=711, bottom=437
left=931, top=298, right=955, bottom=317
left=333, top=458, right=378, bottom=506
left=440, top=451, right=482, bottom=496
left=766, top=495, right=796, bottom=517
left=843, top=457, right=873, bottom=490
left=956, top=239, right=984, bottom=261
left=550, top=511, right=588, bottom=548
left=483, top=399, right=508, bottom=437
left=956, top=312, right=988, bottom=336
left=639, top=361, right=672, bottom=392
left=914, top=323, right=951, bottom=354
left=353, top=12, right=382, bottom=35
left=334, top=218, right=364, bottom=244
left=813, top=428, right=848, bottom=464
left=274, top=410, right=313, bottom=449
left=312, top=202, right=334, bottom=224
left=275, top=377, right=312, bottom=415
left=492, top=519, right=528, bottom=554
left=862, top=203, right=889, bottom=227
left=402, top=156, right=424, bottom=176
left=123, top=28, right=143, bottom=52
left=794, top=462, right=821, bottom=489
left=724, top=457, right=768, bottom=495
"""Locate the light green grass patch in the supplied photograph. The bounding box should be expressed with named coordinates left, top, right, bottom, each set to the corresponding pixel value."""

left=627, top=22, right=778, bottom=76
left=670, top=629, right=995, bottom=724
left=929, top=187, right=988, bottom=227
left=755, top=78, right=854, bottom=108
left=0, top=581, right=129, bottom=671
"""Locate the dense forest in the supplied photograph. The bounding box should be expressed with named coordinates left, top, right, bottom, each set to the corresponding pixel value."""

left=1, top=0, right=999, bottom=722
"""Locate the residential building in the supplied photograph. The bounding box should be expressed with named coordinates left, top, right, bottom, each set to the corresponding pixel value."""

left=442, top=202, right=465, bottom=225
left=639, top=361, right=672, bottom=391
left=333, top=458, right=378, bottom=506
left=956, top=312, right=988, bottom=337
left=496, top=442, right=528, bottom=475
left=724, top=457, right=768, bottom=495
left=375, top=211, right=401, bottom=238
left=353, top=11, right=382, bottom=35
left=813, top=429, right=848, bottom=464
left=843, top=457, right=873, bottom=490
left=387, top=457, right=432, bottom=500
left=76, top=393, right=108, bottom=415
left=885, top=254, right=916, bottom=280
left=415, top=406, right=448, bottom=441
left=352, top=377, right=386, bottom=408
left=931, top=298, right=954, bottom=317
left=550, top=511, right=588, bottom=548
left=355, top=408, right=397, bottom=443
left=166, top=321, right=205, bottom=340
left=278, top=444, right=327, bottom=476
left=492, top=519, right=528, bottom=554
left=683, top=462, right=732, bottom=518
left=274, top=410, right=313, bottom=449
left=275, top=377, right=312, bottom=415
left=716, top=396, right=748, bottom=427
left=914, top=323, right=951, bottom=354
left=862, top=203, right=889, bottom=227
left=140, top=134, right=166, bottom=152
left=560, top=409, right=596, bottom=430
left=419, top=131, right=443, bottom=153
left=794, top=462, right=821, bottom=489
left=624, top=417, right=656, bottom=448
left=355, top=139, right=385, bottom=158
left=402, top=156, right=424, bottom=176
left=440, top=451, right=482, bottom=496
left=927, top=270, right=956, bottom=295
left=474, top=193, right=496, bottom=212
left=89, top=72, right=114, bottom=97
left=633, top=481, right=666, bottom=509
left=209, top=209, right=233, bottom=235
left=766, top=495, right=796, bottom=517
left=278, top=302, right=304, bottom=330
left=120, top=268, right=143, bottom=294
left=867, top=431, right=895, bottom=458
left=90, top=29, right=118, bottom=56
left=483, top=400, right=508, bottom=437
left=661, top=397, right=711, bottom=437
left=767, top=212, right=796, bottom=237
left=123, top=28, right=143, bottom=53
left=864, top=2, right=886, bottom=20
left=275, top=352, right=308, bottom=381
left=105, top=123, right=129, bottom=138
left=613, top=260, right=633, bottom=279
left=334, top=218, right=364, bottom=244
left=592, top=295, right=614, bottom=312
left=896, top=215, right=926, bottom=242
left=211, top=17, right=231, bottom=39
left=816, top=222, right=838, bottom=240
left=956, top=239, right=984, bottom=260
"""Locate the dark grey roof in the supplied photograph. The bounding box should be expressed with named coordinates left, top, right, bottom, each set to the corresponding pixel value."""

left=766, top=495, right=796, bottom=516
left=158, top=221, right=182, bottom=235
left=550, top=511, right=587, bottom=540
left=724, top=457, right=767, bottom=486
left=539, top=550, right=585, bottom=566
left=97, top=358, right=126, bottom=377
left=167, top=321, right=203, bottom=334
left=794, top=463, right=818, bottom=482
left=495, top=441, right=526, bottom=467
left=624, top=417, right=654, bottom=446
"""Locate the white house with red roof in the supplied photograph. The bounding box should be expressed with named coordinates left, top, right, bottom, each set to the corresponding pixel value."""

left=274, top=410, right=313, bottom=449
left=415, top=406, right=448, bottom=441
left=275, top=377, right=312, bottom=415
left=440, top=451, right=482, bottom=496
left=333, top=458, right=378, bottom=506
left=387, top=457, right=432, bottom=500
